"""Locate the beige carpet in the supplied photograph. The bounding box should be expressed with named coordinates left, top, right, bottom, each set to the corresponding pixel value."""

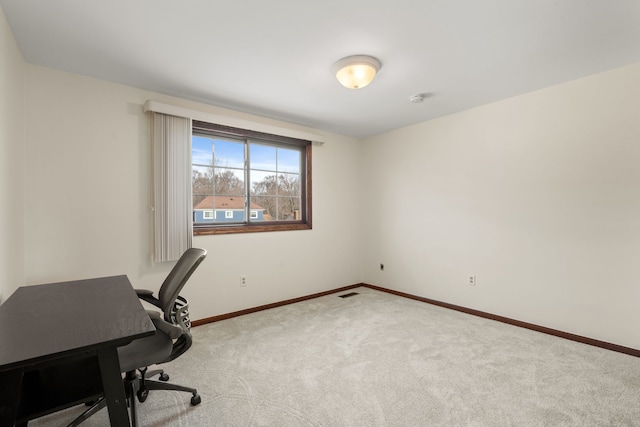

left=33, top=286, right=640, bottom=426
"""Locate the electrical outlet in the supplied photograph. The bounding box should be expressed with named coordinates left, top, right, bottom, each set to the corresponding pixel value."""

left=467, top=274, right=476, bottom=286
left=240, top=276, right=247, bottom=287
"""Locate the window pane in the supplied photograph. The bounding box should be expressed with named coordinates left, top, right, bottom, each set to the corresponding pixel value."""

left=250, top=173, right=301, bottom=221
left=249, top=170, right=272, bottom=194
left=192, top=165, right=213, bottom=207
left=277, top=196, right=301, bottom=220
left=277, top=148, right=300, bottom=173
left=214, top=139, right=244, bottom=169
left=214, top=167, right=244, bottom=197
left=193, top=136, right=213, bottom=166
left=277, top=172, right=301, bottom=198
left=250, top=144, right=276, bottom=171
left=249, top=144, right=301, bottom=174
left=251, top=195, right=276, bottom=220
left=251, top=195, right=301, bottom=221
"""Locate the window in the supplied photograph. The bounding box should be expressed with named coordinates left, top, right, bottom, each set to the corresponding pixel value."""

left=192, top=120, right=312, bottom=235
left=203, top=210, right=214, bottom=219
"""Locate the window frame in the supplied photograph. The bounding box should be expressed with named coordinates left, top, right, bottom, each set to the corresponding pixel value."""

left=192, top=120, right=312, bottom=236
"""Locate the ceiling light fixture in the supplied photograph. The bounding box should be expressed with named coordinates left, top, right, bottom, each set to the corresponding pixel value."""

left=331, top=55, right=381, bottom=89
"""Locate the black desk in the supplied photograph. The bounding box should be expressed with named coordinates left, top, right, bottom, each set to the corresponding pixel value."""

left=0, top=275, right=155, bottom=426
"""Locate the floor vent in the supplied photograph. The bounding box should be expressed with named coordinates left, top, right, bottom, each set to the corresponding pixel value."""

left=339, top=292, right=359, bottom=298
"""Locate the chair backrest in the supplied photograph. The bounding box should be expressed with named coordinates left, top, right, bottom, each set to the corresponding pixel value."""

left=158, top=248, right=207, bottom=323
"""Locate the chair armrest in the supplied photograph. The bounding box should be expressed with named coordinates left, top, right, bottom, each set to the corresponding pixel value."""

left=135, top=289, right=161, bottom=308
left=147, top=310, right=183, bottom=339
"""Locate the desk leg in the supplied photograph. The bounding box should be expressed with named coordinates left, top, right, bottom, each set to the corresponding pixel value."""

left=0, top=369, right=22, bottom=426
left=97, top=348, right=131, bottom=427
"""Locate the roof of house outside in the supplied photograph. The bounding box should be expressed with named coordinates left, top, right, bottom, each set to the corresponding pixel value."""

left=194, top=196, right=264, bottom=211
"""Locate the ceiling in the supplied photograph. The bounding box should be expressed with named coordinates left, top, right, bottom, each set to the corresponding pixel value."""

left=2, top=0, right=639, bottom=138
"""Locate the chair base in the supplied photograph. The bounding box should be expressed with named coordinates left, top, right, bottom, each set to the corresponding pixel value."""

left=67, top=369, right=200, bottom=427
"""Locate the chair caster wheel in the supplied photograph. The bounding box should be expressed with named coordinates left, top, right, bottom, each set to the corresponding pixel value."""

left=137, top=388, right=149, bottom=403
left=159, top=373, right=170, bottom=381
left=191, top=394, right=201, bottom=406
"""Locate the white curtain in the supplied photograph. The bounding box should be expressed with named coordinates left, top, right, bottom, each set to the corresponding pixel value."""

left=152, top=112, right=192, bottom=262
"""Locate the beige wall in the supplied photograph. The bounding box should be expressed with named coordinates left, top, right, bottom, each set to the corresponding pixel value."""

left=361, top=63, right=640, bottom=349
left=0, top=7, right=25, bottom=302
left=5, top=0, right=640, bottom=350
left=22, top=65, right=363, bottom=320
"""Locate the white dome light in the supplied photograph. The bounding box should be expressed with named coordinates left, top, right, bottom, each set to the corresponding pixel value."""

left=331, top=55, right=381, bottom=89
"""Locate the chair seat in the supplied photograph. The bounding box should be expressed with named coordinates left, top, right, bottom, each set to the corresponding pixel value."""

left=117, top=330, right=173, bottom=373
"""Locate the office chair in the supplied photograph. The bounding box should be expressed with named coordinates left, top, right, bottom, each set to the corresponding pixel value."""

left=68, top=247, right=207, bottom=427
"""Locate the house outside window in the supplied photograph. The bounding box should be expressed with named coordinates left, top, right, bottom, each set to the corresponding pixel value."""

left=192, top=121, right=311, bottom=235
